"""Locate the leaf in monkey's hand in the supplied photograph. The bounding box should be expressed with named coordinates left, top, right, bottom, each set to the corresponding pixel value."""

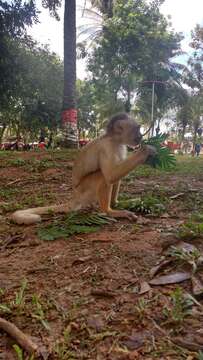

left=143, top=133, right=176, bottom=170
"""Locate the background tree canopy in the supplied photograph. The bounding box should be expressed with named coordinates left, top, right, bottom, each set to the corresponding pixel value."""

left=0, top=0, right=203, bottom=145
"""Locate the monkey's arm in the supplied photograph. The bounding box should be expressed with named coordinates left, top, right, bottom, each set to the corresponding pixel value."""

left=100, top=146, right=152, bottom=184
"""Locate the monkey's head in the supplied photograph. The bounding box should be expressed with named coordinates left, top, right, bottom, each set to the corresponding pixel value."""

left=106, top=113, right=142, bottom=146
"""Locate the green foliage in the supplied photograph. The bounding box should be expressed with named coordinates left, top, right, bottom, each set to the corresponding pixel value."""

left=13, top=278, right=28, bottom=307
left=38, top=212, right=113, bottom=241
left=143, top=134, right=176, bottom=170
left=13, top=345, right=24, bottom=360
left=0, top=37, right=63, bottom=141
left=178, top=219, right=203, bottom=240
left=163, top=287, right=193, bottom=325
left=0, top=279, right=28, bottom=315
left=8, top=158, right=27, bottom=167
left=168, top=246, right=200, bottom=263
left=198, top=351, right=203, bottom=360
left=54, top=325, right=76, bottom=360
left=13, top=344, right=34, bottom=360
left=0, top=0, right=38, bottom=109
left=117, top=195, right=166, bottom=215
left=32, top=294, right=50, bottom=331
left=87, top=0, right=183, bottom=114
left=168, top=246, right=200, bottom=273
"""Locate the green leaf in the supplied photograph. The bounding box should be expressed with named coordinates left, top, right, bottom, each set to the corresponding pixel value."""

left=0, top=303, right=11, bottom=313
left=143, top=133, right=176, bottom=170
left=13, top=345, right=24, bottom=360
left=37, top=212, right=113, bottom=241
left=117, top=195, right=166, bottom=215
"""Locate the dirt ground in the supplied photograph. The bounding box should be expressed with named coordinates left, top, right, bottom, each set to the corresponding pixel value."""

left=1, top=150, right=203, bottom=360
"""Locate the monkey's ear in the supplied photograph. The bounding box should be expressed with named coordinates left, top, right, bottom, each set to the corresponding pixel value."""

left=114, top=120, right=124, bottom=135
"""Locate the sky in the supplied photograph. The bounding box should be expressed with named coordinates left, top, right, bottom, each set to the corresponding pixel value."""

left=29, top=0, right=203, bottom=79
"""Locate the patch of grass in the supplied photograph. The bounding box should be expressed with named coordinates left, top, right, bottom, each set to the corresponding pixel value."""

left=117, top=193, right=166, bottom=216
left=31, top=294, right=50, bottom=331
left=0, top=188, right=19, bottom=200
left=198, top=351, right=203, bottom=360
left=13, top=279, right=28, bottom=308
left=38, top=212, right=113, bottom=241
left=25, top=158, right=56, bottom=172
left=125, top=165, right=163, bottom=180
left=126, top=155, right=203, bottom=179
left=168, top=246, right=201, bottom=273
left=134, top=298, right=150, bottom=321
left=0, top=202, right=22, bottom=212
left=0, top=279, right=28, bottom=315
left=8, top=158, right=27, bottom=167
left=22, top=195, right=47, bottom=207
left=178, top=220, right=203, bottom=240
left=151, top=339, right=190, bottom=359
left=162, top=287, right=193, bottom=328
left=54, top=326, right=76, bottom=360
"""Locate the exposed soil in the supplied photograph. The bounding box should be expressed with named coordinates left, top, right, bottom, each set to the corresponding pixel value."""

left=0, top=150, right=203, bottom=359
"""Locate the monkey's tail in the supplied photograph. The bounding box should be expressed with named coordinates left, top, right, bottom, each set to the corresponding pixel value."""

left=11, top=204, right=71, bottom=225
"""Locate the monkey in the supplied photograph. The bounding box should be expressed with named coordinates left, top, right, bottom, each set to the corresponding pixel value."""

left=11, top=113, right=156, bottom=225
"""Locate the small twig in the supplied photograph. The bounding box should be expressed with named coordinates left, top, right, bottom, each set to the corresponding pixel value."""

left=170, top=193, right=185, bottom=200
left=0, top=317, right=38, bottom=355
left=82, top=0, right=87, bottom=16
left=1, top=234, right=25, bottom=251
left=6, top=178, right=22, bottom=186
left=91, top=289, right=116, bottom=298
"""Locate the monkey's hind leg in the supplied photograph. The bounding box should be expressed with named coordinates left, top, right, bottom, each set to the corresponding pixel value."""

left=97, top=176, right=137, bottom=221
left=11, top=183, right=95, bottom=225
left=111, top=181, right=121, bottom=207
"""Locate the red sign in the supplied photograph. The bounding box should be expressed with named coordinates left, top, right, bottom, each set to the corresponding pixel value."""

left=167, top=141, right=181, bottom=150
left=62, top=109, right=77, bottom=125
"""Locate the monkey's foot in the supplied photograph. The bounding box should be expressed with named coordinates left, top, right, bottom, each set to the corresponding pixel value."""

left=107, top=209, right=138, bottom=221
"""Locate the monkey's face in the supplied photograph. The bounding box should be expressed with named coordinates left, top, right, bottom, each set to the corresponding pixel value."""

left=114, top=118, right=142, bottom=146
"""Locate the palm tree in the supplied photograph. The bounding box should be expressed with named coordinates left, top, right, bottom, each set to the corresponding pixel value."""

left=43, top=0, right=113, bottom=147
left=62, top=0, right=78, bottom=148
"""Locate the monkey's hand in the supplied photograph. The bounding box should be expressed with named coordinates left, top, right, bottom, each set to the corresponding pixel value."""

left=141, top=144, right=157, bottom=157
left=142, top=145, right=159, bottom=167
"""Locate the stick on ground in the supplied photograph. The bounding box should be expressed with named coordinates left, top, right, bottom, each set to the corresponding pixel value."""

left=0, top=317, right=38, bottom=355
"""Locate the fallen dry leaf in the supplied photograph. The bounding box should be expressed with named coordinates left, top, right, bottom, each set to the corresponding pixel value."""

left=122, top=334, right=144, bottom=350
left=139, top=281, right=151, bottom=295
left=137, top=216, right=151, bottom=225
left=174, top=241, right=198, bottom=254
left=191, top=276, right=203, bottom=296
left=172, top=336, right=203, bottom=351
left=87, top=316, right=104, bottom=332
left=149, top=259, right=172, bottom=278
left=72, top=256, right=92, bottom=266
left=197, top=256, right=203, bottom=267
left=160, top=213, right=170, bottom=218
left=149, top=272, right=191, bottom=285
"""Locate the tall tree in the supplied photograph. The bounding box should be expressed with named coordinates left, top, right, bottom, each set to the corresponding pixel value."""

left=62, top=0, right=78, bottom=147
left=87, top=0, right=183, bottom=126
left=0, top=39, right=63, bottom=142
left=43, top=0, right=78, bottom=147
left=43, top=0, right=113, bottom=147
left=0, top=0, right=38, bottom=109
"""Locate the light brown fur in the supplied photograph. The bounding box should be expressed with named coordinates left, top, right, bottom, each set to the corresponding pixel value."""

left=12, top=113, right=155, bottom=225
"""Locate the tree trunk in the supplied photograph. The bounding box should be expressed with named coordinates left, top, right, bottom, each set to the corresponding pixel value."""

left=125, top=88, right=131, bottom=113
left=0, top=124, right=6, bottom=143
left=61, top=0, right=78, bottom=148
